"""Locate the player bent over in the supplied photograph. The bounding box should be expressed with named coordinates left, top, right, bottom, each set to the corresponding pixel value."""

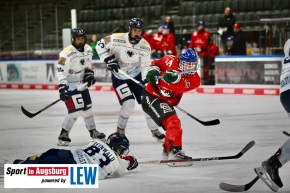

left=254, top=39, right=290, bottom=191
left=12, top=133, right=138, bottom=179
left=142, top=48, right=201, bottom=166
left=95, top=18, right=165, bottom=141
left=57, top=28, right=105, bottom=146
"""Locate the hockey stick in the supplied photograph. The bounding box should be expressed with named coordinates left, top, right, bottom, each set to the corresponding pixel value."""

left=139, top=140, right=255, bottom=164
left=21, top=82, right=88, bottom=118
left=219, top=176, right=260, bottom=192
left=118, top=69, right=220, bottom=126
left=283, top=130, right=290, bottom=137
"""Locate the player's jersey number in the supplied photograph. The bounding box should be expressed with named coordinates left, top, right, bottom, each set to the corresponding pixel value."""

left=84, top=143, right=111, bottom=168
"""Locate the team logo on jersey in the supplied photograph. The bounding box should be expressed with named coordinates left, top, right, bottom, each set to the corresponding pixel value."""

left=160, top=103, right=173, bottom=114
left=126, top=50, right=135, bottom=57
left=80, top=59, right=85, bottom=65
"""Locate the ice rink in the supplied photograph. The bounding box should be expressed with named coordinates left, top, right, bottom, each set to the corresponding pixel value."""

left=0, top=89, right=289, bottom=193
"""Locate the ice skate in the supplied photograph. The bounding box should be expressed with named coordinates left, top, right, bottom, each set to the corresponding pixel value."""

left=89, top=129, right=106, bottom=142
left=168, top=146, right=192, bottom=167
left=254, top=155, right=282, bottom=192
left=116, top=127, right=126, bottom=135
left=57, top=128, right=71, bottom=146
left=151, top=129, right=165, bottom=142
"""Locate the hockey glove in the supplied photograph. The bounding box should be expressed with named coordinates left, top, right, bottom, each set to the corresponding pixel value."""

left=83, top=68, right=96, bottom=87
left=146, top=66, right=160, bottom=84
left=58, top=84, right=69, bottom=101
left=163, top=70, right=181, bottom=84
left=104, top=55, right=120, bottom=72
left=123, top=155, right=138, bottom=171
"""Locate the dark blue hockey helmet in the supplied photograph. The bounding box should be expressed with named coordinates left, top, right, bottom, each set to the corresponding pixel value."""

left=178, top=48, right=199, bottom=74
left=106, top=133, right=130, bottom=156
left=129, top=18, right=144, bottom=31
left=128, top=18, right=144, bottom=44
left=71, top=27, right=87, bottom=52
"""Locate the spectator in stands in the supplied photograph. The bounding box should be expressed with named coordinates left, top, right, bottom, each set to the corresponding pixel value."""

left=218, top=7, right=236, bottom=54
left=164, top=16, right=175, bottom=35
left=90, top=34, right=100, bottom=59
left=231, top=23, right=247, bottom=55
left=208, top=37, right=219, bottom=60
left=150, top=24, right=164, bottom=57
left=161, top=25, right=176, bottom=56
left=188, top=21, right=211, bottom=57
left=224, top=36, right=234, bottom=55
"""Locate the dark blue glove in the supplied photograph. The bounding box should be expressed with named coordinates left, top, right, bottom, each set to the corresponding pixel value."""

left=104, top=55, right=120, bottom=72
left=83, top=68, right=96, bottom=87
left=58, top=84, right=69, bottom=101
left=123, top=155, right=138, bottom=171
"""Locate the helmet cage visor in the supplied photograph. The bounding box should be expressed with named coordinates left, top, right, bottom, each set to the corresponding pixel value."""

left=179, top=60, right=199, bottom=74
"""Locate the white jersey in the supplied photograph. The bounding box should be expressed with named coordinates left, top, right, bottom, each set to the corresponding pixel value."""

left=96, top=33, right=151, bottom=80
left=70, top=139, right=129, bottom=180
left=280, top=56, right=290, bottom=93
left=57, top=44, right=93, bottom=90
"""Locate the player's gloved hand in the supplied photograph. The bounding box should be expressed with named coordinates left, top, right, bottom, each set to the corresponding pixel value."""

left=104, top=55, right=120, bottom=72
left=167, top=50, right=173, bottom=55
left=123, top=155, right=138, bottom=171
left=58, top=84, right=69, bottom=101
left=146, top=66, right=160, bottom=84
left=163, top=70, right=181, bottom=84
left=83, top=68, right=96, bottom=87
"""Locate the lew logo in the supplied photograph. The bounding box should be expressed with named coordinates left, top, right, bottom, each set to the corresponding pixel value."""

left=160, top=103, right=173, bottom=114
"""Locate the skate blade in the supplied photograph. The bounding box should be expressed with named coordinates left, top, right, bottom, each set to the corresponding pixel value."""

left=57, top=140, right=70, bottom=146
left=254, top=167, right=279, bottom=192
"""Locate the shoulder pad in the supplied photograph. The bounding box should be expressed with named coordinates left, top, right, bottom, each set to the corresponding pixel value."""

left=112, top=33, right=126, bottom=38
left=103, top=36, right=111, bottom=45
left=62, top=45, right=74, bottom=54
left=85, top=44, right=93, bottom=51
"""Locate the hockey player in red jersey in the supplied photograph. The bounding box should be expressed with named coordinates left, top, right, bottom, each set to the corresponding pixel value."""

left=188, top=21, right=211, bottom=57
left=142, top=48, right=200, bottom=166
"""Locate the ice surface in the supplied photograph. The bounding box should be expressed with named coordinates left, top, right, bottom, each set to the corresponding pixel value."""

left=0, top=90, right=289, bottom=193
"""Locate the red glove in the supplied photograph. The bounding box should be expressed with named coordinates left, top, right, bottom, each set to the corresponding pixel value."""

left=122, top=155, right=138, bottom=171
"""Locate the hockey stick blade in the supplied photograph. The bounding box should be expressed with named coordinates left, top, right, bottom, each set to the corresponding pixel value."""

left=21, top=99, right=61, bottom=118
left=139, top=141, right=255, bottom=164
left=21, top=83, right=88, bottom=118
left=219, top=176, right=260, bottom=192
left=283, top=130, right=290, bottom=137
left=175, top=106, right=220, bottom=126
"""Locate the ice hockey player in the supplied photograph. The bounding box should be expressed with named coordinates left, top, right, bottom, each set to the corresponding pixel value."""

left=12, top=133, right=138, bottom=180
left=142, top=48, right=201, bottom=166
left=254, top=39, right=290, bottom=191
left=56, top=27, right=106, bottom=146
left=95, top=18, right=165, bottom=141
